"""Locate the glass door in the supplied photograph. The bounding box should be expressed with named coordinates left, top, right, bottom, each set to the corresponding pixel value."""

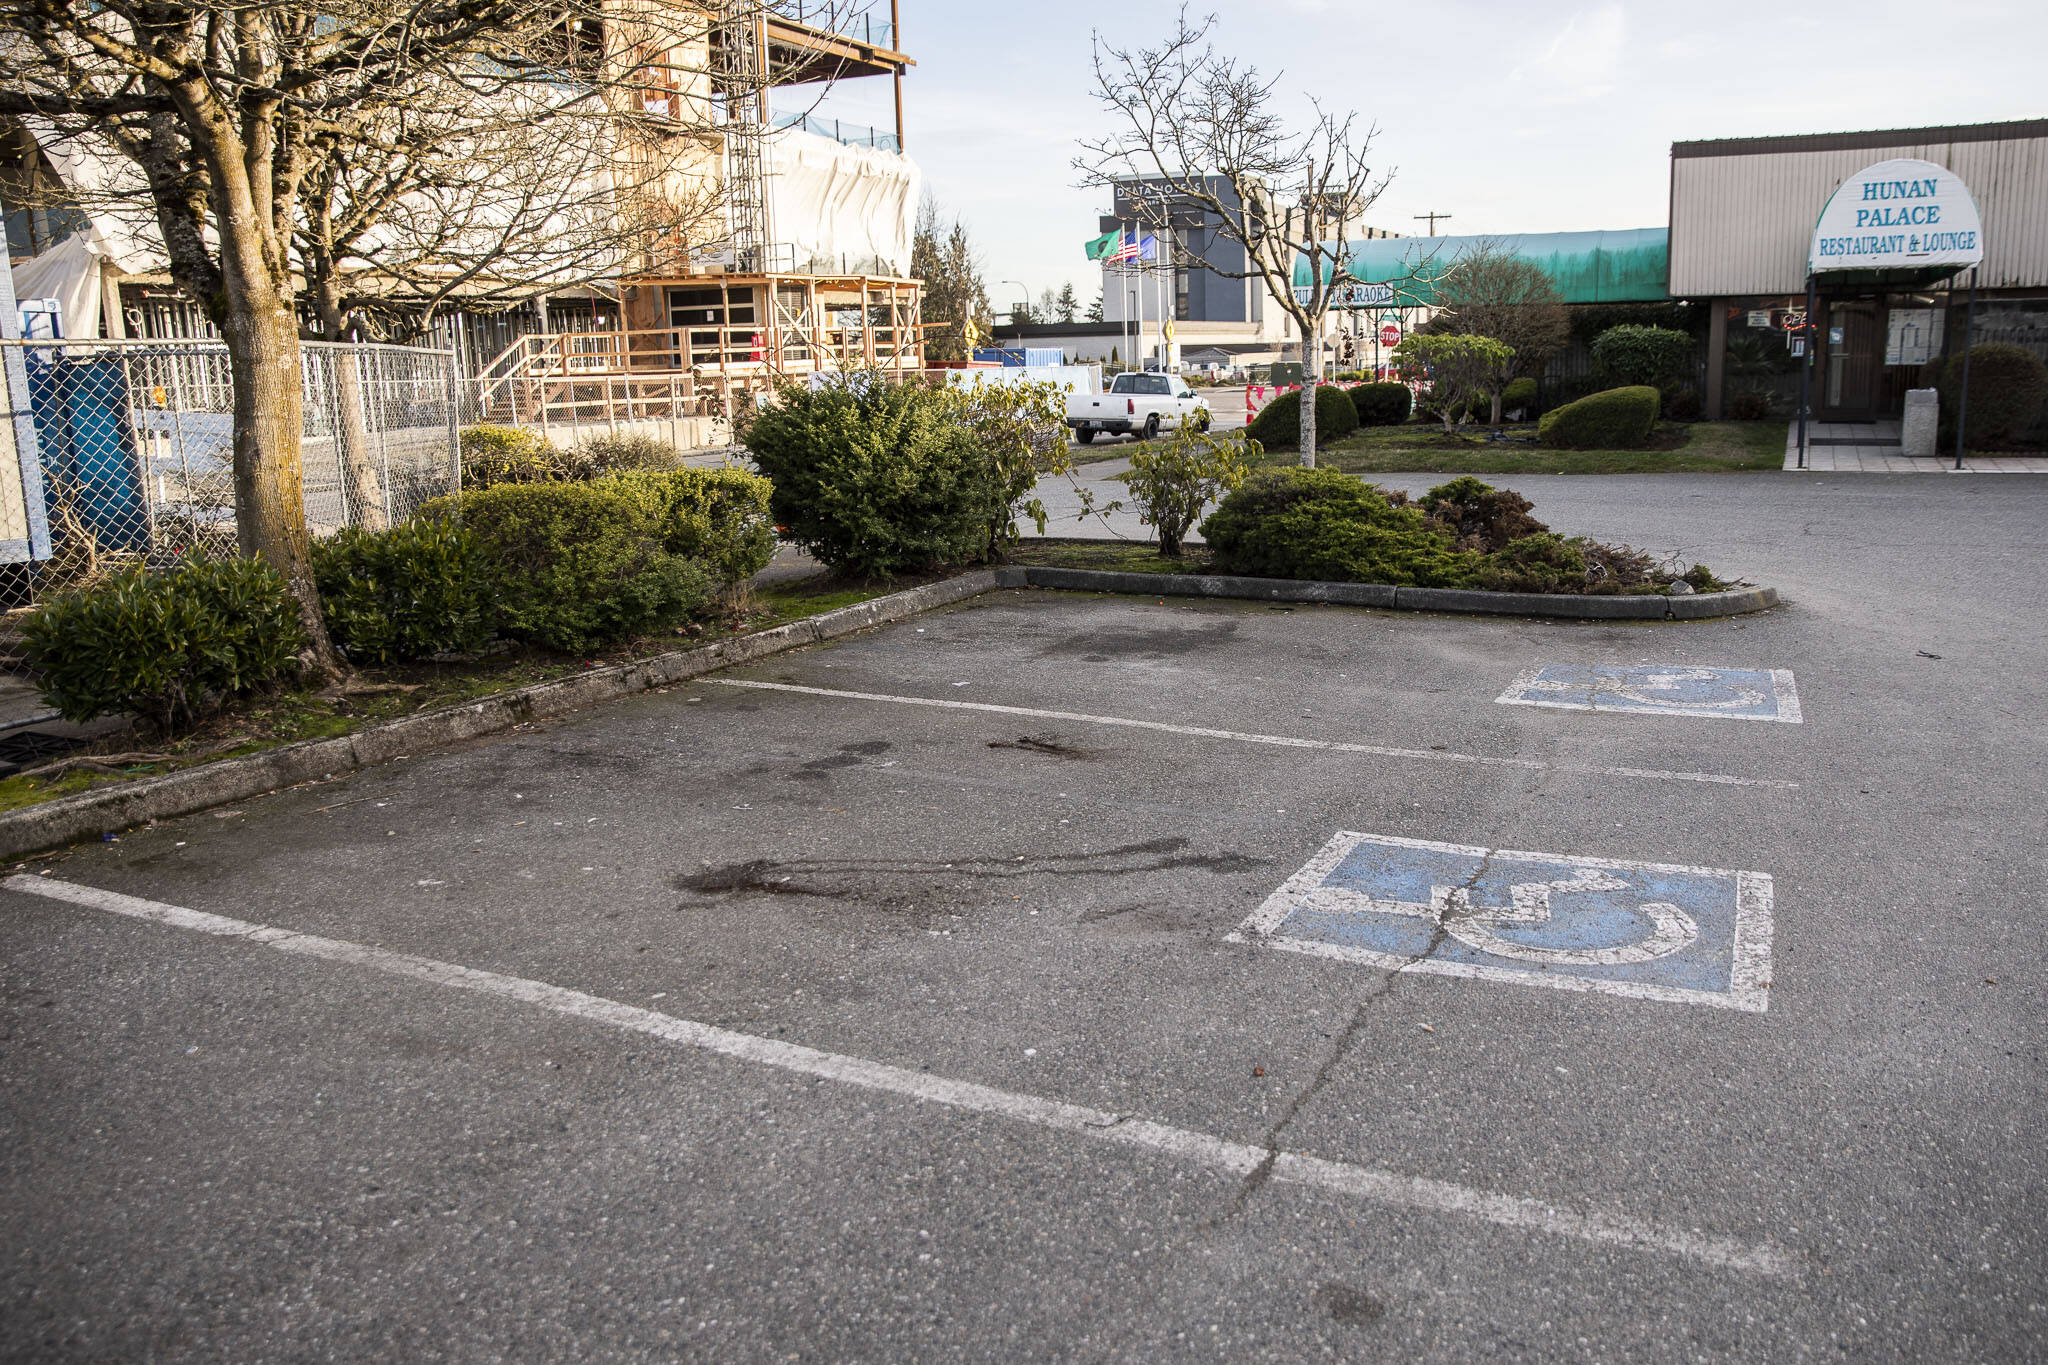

left=1819, top=298, right=1882, bottom=421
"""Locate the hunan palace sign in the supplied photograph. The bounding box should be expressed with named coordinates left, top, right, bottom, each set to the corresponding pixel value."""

left=1808, top=158, right=1984, bottom=275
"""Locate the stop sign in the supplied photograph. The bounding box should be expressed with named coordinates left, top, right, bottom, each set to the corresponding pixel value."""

left=1378, top=322, right=1402, bottom=347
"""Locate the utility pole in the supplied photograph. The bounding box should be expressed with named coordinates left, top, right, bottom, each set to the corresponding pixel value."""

left=1414, top=211, right=1452, bottom=236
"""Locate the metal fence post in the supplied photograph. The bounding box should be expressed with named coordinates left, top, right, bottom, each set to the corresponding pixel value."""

left=444, top=346, right=462, bottom=494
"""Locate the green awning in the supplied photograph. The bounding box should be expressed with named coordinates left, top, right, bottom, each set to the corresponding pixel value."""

left=1295, top=228, right=1670, bottom=305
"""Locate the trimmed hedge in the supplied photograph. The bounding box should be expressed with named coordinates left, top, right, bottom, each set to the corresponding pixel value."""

left=428, top=482, right=710, bottom=653
left=1537, top=386, right=1661, bottom=450
left=313, top=518, right=497, bottom=664
left=1590, top=325, right=1695, bottom=388
left=1501, top=377, right=1538, bottom=417
left=1247, top=385, right=1359, bottom=448
left=1939, top=343, right=2048, bottom=446
left=1350, top=382, right=1413, bottom=427
left=602, top=467, right=777, bottom=586
left=21, top=556, right=303, bottom=733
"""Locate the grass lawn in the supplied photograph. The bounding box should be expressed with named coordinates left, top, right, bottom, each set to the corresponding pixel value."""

left=1289, top=420, right=1787, bottom=475
left=0, top=572, right=912, bottom=815
left=1008, top=538, right=1212, bottom=575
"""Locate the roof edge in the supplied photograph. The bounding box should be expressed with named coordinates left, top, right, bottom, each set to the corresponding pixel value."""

left=1673, top=119, right=2048, bottom=159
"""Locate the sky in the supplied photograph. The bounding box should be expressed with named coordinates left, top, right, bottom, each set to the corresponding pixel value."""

left=803, top=0, right=2048, bottom=313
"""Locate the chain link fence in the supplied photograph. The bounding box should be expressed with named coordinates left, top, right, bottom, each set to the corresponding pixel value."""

left=0, top=338, right=461, bottom=604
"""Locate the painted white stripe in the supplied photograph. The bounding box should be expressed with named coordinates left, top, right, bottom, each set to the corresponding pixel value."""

left=7, top=873, right=1789, bottom=1278
left=711, top=680, right=1798, bottom=790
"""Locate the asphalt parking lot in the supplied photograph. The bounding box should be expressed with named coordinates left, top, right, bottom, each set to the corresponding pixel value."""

left=4, top=474, right=2045, bottom=1360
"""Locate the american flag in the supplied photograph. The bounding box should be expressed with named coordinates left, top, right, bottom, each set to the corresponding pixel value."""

left=1109, top=232, right=1142, bottom=263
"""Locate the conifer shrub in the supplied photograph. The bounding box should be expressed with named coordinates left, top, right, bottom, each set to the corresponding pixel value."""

left=1199, top=467, right=1468, bottom=585
left=1200, top=473, right=1716, bottom=596
left=742, top=379, right=1006, bottom=577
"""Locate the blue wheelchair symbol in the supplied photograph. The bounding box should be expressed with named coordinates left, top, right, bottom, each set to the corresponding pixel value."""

left=1230, top=833, right=1774, bottom=1011
left=1497, top=664, right=1801, bottom=723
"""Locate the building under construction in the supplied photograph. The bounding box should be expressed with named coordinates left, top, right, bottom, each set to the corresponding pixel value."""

left=475, top=2, right=924, bottom=445
left=4, top=2, right=926, bottom=449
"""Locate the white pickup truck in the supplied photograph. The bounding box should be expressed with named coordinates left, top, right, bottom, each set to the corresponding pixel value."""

left=1066, top=372, right=1211, bottom=444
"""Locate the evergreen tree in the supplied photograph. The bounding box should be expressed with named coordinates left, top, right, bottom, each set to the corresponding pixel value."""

left=1086, top=291, right=1105, bottom=323
left=912, top=195, right=994, bottom=363
left=1056, top=283, right=1081, bottom=324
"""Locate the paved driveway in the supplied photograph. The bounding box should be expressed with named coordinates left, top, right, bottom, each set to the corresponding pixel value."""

left=4, top=475, right=2045, bottom=1360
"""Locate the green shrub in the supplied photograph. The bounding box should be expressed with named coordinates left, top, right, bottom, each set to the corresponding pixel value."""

left=459, top=424, right=579, bottom=489
left=1200, top=471, right=1718, bottom=594
left=434, top=483, right=710, bottom=653
left=602, top=467, right=777, bottom=586
left=1589, top=324, right=1696, bottom=388
left=1939, top=343, right=2048, bottom=446
left=1469, top=532, right=1588, bottom=593
left=1537, top=386, right=1661, bottom=449
left=742, top=378, right=1007, bottom=577
left=312, top=519, right=497, bottom=664
left=572, top=430, right=686, bottom=476
left=1247, top=385, right=1359, bottom=448
left=1110, top=427, right=1259, bottom=556
left=1199, top=467, right=1469, bottom=586
left=1351, top=382, right=1413, bottom=427
left=21, top=555, right=302, bottom=733
left=1501, top=377, right=1538, bottom=416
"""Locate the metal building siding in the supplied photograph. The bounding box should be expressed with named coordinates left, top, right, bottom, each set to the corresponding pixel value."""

left=1669, top=135, right=2048, bottom=296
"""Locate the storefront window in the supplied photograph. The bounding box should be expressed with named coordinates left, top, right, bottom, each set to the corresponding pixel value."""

left=1720, top=296, right=1806, bottom=418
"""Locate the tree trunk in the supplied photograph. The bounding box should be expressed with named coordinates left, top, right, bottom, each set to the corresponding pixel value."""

left=1298, top=318, right=1320, bottom=468
left=1490, top=391, right=1503, bottom=426
left=223, top=279, right=340, bottom=677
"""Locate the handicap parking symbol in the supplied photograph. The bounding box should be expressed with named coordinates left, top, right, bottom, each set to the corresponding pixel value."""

left=1229, top=833, right=1774, bottom=1011
left=1497, top=664, right=1801, bottom=723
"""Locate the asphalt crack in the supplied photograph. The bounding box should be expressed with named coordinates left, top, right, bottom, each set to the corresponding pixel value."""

left=1222, top=848, right=1495, bottom=1218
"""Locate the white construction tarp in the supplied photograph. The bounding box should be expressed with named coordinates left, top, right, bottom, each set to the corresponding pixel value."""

left=766, top=128, right=918, bottom=277
left=11, top=232, right=107, bottom=339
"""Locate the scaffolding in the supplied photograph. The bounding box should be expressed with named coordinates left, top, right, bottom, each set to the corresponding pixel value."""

left=717, top=10, right=771, bottom=274
left=473, top=272, right=924, bottom=436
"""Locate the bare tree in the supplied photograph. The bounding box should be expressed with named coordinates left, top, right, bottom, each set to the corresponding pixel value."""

left=1425, top=239, right=1569, bottom=424
left=0, top=0, right=821, bottom=673
left=1076, top=6, right=1389, bottom=465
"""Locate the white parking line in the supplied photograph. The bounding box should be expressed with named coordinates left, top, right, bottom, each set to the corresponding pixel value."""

left=712, top=680, right=1798, bottom=789
left=8, top=873, right=1790, bottom=1278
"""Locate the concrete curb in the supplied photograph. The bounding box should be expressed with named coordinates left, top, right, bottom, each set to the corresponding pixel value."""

left=0, top=569, right=1001, bottom=860
left=1008, top=565, right=1778, bottom=621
